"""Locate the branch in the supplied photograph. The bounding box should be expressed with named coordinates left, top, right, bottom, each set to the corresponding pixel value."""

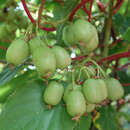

left=21, top=0, right=56, bottom=31
left=117, top=63, right=130, bottom=70
left=97, top=0, right=125, bottom=14
left=97, top=0, right=108, bottom=13
left=21, top=0, right=36, bottom=24
left=88, top=0, right=94, bottom=22
left=38, top=0, right=56, bottom=31
left=69, top=0, right=88, bottom=21
left=113, top=0, right=125, bottom=14
left=122, top=83, right=130, bottom=87
left=0, top=46, right=7, bottom=50
left=72, top=55, right=87, bottom=61
left=72, top=52, right=130, bottom=66
left=98, top=52, right=130, bottom=65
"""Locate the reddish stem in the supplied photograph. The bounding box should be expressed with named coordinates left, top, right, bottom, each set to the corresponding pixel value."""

left=97, top=0, right=107, bottom=13
left=38, top=0, right=45, bottom=27
left=38, top=0, right=56, bottom=31
left=21, top=0, right=56, bottom=31
left=97, top=0, right=125, bottom=14
left=69, top=0, right=88, bottom=21
left=109, top=38, right=122, bottom=47
left=117, top=63, right=130, bottom=70
left=82, top=0, right=89, bottom=15
left=88, top=0, right=94, bottom=22
left=122, top=83, right=130, bottom=86
left=72, top=52, right=130, bottom=65
left=72, top=55, right=87, bottom=61
left=113, top=0, right=125, bottom=14
left=98, top=52, right=130, bottom=65
left=21, top=0, right=36, bottom=24
left=0, top=46, right=7, bottom=50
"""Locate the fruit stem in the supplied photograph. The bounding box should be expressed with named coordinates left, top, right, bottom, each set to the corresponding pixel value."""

left=24, top=24, right=33, bottom=40
left=77, top=67, right=90, bottom=81
left=87, top=59, right=107, bottom=78
left=86, top=67, right=95, bottom=77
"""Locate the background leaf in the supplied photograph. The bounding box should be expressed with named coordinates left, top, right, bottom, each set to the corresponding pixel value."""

left=94, top=106, right=119, bottom=130
left=0, top=73, right=78, bottom=130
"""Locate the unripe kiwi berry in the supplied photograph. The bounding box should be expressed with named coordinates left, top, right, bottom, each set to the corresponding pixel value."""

left=86, top=103, right=95, bottom=113
left=29, top=37, right=47, bottom=54
left=66, top=90, right=86, bottom=117
left=43, top=81, right=64, bottom=105
left=62, top=25, right=76, bottom=45
left=6, top=38, right=29, bottom=65
left=52, top=46, right=71, bottom=69
left=83, top=79, right=108, bottom=103
left=32, top=47, right=56, bottom=78
left=104, top=78, right=124, bottom=100
left=63, top=84, right=82, bottom=102
left=71, top=19, right=96, bottom=43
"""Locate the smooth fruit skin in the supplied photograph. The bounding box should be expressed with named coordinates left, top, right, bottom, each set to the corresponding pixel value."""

left=32, top=47, right=56, bottom=78
left=83, top=79, right=108, bottom=103
left=63, top=84, right=82, bottom=102
left=43, top=81, right=64, bottom=105
left=83, top=29, right=98, bottom=52
left=104, top=78, right=124, bottom=100
left=29, top=37, right=47, bottom=54
left=52, top=46, right=71, bottom=69
left=6, top=39, right=29, bottom=65
left=72, top=19, right=96, bottom=43
left=86, top=103, right=95, bottom=113
left=66, top=90, right=86, bottom=117
left=62, top=25, right=76, bottom=45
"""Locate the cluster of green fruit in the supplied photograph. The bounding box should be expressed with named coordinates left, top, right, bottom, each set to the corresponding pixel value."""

left=63, top=19, right=99, bottom=53
left=5, top=18, right=124, bottom=119
left=43, top=77, right=124, bottom=118
left=6, top=38, right=71, bottom=78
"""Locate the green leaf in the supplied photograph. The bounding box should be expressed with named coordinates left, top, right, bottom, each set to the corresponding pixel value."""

left=94, top=106, right=118, bottom=130
left=108, top=41, right=129, bottom=55
left=0, top=75, right=76, bottom=130
left=117, top=70, right=130, bottom=95
left=53, top=0, right=78, bottom=21
left=0, top=70, right=37, bottom=103
left=0, top=64, right=24, bottom=86
left=123, top=27, right=130, bottom=42
left=119, top=103, right=130, bottom=121
left=74, top=113, right=92, bottom=130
